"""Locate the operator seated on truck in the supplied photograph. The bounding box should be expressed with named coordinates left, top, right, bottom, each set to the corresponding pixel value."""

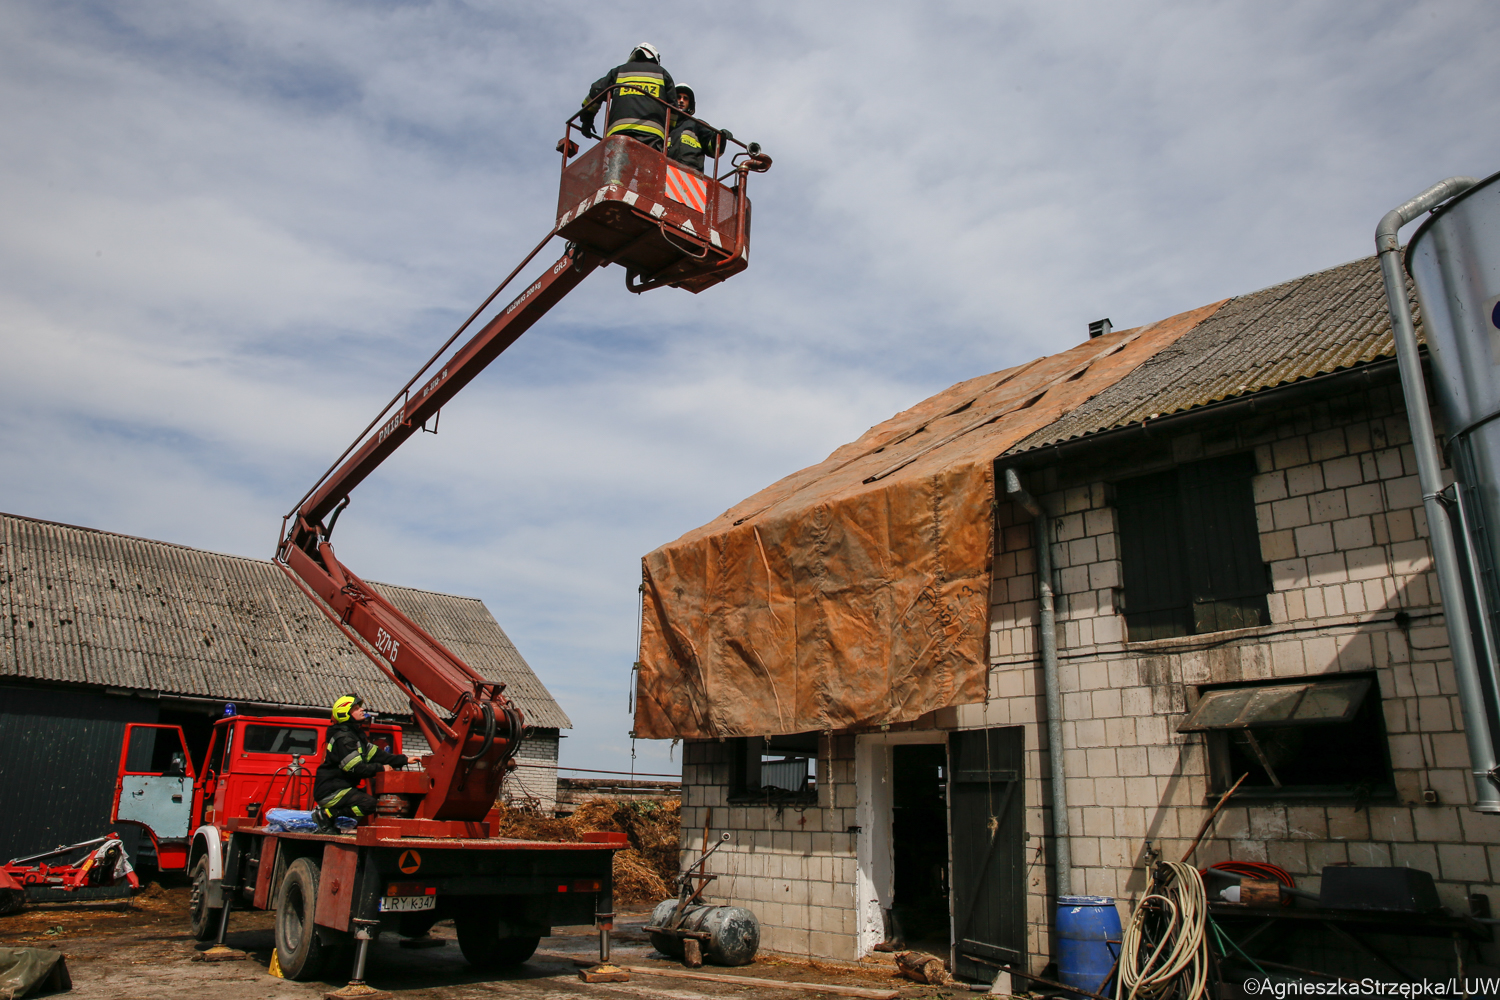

left=579, top=42, right=677, bottom=150
left=312, top=693, right=408, bottom=835
left=667, top=84, right=730, bottom=173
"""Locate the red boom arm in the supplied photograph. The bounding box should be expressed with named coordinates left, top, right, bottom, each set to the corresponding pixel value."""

left=276, top=95, right=766, bottom=834
left=277, top=246, right=602, bottom=829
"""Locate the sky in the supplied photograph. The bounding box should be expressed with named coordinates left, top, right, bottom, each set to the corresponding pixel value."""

left=2, top=1, right=1498, bottom=778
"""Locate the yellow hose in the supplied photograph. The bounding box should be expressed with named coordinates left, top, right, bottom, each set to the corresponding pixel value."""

left=1119, top=862, right=1208, bottom=1000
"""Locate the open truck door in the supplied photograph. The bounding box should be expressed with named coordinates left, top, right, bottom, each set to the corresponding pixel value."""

left=112, top=723, right=197, bottom=871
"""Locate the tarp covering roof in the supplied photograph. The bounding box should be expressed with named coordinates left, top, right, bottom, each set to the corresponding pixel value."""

left=635, top=300, right=1225, bottom=739
left=0, top=511, right=571, bottom=729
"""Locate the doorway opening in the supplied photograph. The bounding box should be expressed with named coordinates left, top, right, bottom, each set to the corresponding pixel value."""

left=890, top=744, right=950, bottom=954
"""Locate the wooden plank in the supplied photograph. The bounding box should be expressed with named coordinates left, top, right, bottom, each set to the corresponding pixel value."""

left=618, top=965, right=898, bottom=999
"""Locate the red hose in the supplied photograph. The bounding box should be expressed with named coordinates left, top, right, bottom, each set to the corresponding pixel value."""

left=1202, top=862, right=1295, bottom=905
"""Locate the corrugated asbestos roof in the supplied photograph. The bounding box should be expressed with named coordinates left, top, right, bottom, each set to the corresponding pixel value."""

left=1003, top=254, right=1411, bottom=455
left=0, top=512, right=571, bottom=729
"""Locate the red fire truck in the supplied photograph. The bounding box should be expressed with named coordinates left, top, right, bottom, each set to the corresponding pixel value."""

left=109, top=88, right=767, bottom=987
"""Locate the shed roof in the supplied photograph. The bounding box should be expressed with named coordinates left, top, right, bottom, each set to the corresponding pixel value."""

left=0, top=512, right=570, bottom=729
left=1003, top=255, right=1407, bottom=455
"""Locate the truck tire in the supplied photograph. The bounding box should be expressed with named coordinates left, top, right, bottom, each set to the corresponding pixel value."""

left=0, top=888, right=23, bottom=916
left=188, top=855, right=221, bottom=941
left=455, top=911, right=539, bottom=968
left=273, top=858, right=327, bottom=980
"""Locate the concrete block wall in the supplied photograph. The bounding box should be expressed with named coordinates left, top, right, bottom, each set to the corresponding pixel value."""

left=501, top=728, right=561, bottom=813
left=988, top=386, right=1500, bottom=976
left=677, top=735, right=863, bottom=960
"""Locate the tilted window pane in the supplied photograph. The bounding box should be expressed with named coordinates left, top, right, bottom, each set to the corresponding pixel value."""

left=1178, top=678, right=1370, bottom=732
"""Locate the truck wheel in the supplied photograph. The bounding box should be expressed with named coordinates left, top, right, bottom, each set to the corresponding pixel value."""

left=273, top=858, right=327, bottom=980
left=0, top=888, right=23, bottom=916
left=188, top=855, right=221, bottom=941
left=455, top=911, right=539, bottom=968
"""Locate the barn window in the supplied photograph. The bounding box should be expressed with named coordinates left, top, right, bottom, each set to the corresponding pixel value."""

left=729, top=733, right=819, bottom=801
left=1115, top=452, right=1270, bottom=641
left=1181, top=675, right=1393, bottom=800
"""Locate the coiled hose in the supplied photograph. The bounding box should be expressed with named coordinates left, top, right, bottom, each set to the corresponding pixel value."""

left=1120, top=862, right=1208, bottom=1000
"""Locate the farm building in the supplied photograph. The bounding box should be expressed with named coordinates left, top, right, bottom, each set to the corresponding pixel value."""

left=0, top=511, right=570, bottom=864
left=637, top=254, right=1500, bottom=979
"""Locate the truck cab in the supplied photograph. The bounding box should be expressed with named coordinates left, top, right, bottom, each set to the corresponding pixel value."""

left=112, top=710, right=403, bottom=874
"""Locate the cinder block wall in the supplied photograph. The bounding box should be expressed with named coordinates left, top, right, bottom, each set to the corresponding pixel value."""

left=502, top=728, right=561, bottom=813
left=678, top=736, right=863, bottom=960
left=989, top=385, right=1500, bottom=977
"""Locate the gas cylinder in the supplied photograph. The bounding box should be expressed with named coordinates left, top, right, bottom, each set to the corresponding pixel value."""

left=648, top=899, right=760, bottom=966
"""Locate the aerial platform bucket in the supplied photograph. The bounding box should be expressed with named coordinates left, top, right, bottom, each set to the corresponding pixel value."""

left=556, top=135, right=752, bottom=294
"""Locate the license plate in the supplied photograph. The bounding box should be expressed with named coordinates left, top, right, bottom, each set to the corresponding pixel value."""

left=378, top=895, right=435, bottom=912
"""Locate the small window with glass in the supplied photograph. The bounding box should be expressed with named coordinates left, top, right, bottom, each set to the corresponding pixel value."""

left=241, top=724, right=320, bottom=757
left=729, top=733, right=820, bottom=802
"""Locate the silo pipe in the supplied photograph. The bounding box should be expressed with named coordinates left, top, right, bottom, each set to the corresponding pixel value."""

left=1376, top=175, right=1500, bottom=812
left=1002, top=467, right=1071, bottom=894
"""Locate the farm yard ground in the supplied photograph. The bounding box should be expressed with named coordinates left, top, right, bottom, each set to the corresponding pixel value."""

left=0, top=878, right=948, bottom=1000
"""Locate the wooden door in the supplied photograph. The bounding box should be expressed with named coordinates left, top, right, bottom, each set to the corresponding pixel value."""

left=948, top=726, right=1026, bottom=983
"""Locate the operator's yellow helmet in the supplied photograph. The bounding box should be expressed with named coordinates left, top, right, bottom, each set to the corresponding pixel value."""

left=331, top=693, right=364, bottom=724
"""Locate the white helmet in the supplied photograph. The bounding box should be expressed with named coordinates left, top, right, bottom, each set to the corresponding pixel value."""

left=630, top=42, right=661, bottom=63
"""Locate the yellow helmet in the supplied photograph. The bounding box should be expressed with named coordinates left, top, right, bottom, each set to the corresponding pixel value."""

left=331, top=693, right=364, bottom=724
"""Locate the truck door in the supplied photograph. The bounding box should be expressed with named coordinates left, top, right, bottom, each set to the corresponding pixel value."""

left=113, top=723, right=197, bottom=870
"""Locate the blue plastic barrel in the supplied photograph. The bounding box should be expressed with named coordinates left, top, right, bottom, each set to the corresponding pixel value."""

left=1057, top=895, right=1121, bottom=998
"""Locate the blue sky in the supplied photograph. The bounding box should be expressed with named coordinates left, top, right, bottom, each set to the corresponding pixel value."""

left=2, top=1, right=1498, bottom=776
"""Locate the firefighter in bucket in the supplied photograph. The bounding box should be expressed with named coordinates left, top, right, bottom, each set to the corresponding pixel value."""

left=313, top=693, right=408, bottom=834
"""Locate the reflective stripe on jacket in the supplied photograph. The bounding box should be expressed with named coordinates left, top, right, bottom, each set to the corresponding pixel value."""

left=668, top=120, right=722, bottom=172
left=581, top=60, right=677, bottom=139
left=312, top=721, right=398, bottom=804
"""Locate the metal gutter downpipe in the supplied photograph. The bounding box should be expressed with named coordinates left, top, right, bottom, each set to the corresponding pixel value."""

left=1376, top=176, right=1500, bottom=812
left=1002, top=467, right=1071, bottom=894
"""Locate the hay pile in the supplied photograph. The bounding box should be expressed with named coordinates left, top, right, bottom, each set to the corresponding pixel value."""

left=494, top=799, right=681, bottom=905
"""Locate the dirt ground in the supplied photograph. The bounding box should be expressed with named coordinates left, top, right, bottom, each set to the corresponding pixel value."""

left=0, top=878, right=968, bottom=1000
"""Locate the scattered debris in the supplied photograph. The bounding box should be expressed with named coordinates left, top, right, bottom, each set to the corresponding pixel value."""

left=896, top=950, right=954, bottom=986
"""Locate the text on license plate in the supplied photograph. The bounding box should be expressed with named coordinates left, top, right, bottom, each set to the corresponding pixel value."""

left=378, top=895, right=436, bottom=912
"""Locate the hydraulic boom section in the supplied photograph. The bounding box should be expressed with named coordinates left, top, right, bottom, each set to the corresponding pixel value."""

left=277, top=94, right=768, bottom=836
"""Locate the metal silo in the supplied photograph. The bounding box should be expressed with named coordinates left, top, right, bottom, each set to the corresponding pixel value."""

left=1379, top=171, right=1500, bottom=811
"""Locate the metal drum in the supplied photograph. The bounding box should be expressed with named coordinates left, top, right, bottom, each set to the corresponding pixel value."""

left=1056, top=895, right=1121, bottom=998
left=1407, top=171, right=1500, bottom=694
left=648, top=899, right=761, bottom=966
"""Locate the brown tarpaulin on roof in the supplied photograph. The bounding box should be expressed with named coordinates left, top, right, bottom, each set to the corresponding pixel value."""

left=634, top=301, right=1225, bottom=739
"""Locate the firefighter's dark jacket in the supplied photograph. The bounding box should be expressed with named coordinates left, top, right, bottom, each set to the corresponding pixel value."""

left=668, top=119, right=723, bottom=172
left=313, top=721, right=405, bottom=802
left=581, top=60, right=677, bottom=142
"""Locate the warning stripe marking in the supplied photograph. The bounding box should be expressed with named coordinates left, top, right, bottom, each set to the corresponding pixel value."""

left=663, top=165, right=709, bottom=214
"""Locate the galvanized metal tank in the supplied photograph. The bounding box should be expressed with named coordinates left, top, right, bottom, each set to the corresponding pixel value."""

left=1407, top=170, right=1500, bottom=711
left=648, top=898, right=760, bottom=966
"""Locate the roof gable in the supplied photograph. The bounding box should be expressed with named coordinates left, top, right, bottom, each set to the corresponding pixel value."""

left=0, top=512, right=570, bottom=729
